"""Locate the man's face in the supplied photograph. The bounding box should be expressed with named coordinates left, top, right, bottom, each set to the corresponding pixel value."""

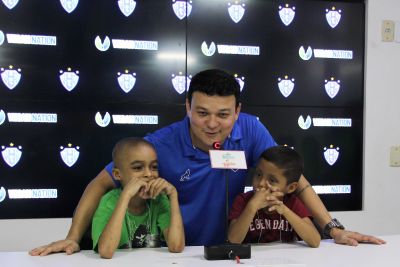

left=186, top=92, right=240, bottom=151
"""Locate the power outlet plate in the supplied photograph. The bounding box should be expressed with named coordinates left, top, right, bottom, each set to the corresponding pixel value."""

left=382, top=20, right=395, bottom=42
left=390, top=146, right=400, bottom=167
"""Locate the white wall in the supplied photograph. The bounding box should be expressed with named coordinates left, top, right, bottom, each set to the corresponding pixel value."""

left=1, top=0, right=399, bottom=251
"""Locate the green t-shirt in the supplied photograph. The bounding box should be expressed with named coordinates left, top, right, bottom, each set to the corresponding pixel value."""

left=92, top=189, right=171, bottom=251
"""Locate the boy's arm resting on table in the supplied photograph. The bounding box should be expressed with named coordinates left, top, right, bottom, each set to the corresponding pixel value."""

left=29, top=169, right=116, bottom=256
left=297, top=175, right=386, bottom=246
left=228, top=201, right=258, bottom=244
left=163, top=189, right=185, bottom=253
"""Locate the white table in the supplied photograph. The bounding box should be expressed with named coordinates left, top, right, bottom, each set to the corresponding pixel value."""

left=1, top=235, right=398, bottom=267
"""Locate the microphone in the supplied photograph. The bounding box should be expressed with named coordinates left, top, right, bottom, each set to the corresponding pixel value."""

left=204, top=141, right=251, bottom=260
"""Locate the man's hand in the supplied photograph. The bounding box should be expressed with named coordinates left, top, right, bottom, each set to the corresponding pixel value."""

left=29, top=239, right=80, bottom=256
left=330, top=228, right=386, bottom=246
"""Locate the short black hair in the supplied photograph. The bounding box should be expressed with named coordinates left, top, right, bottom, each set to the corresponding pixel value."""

left=112, top=137, right=154, bottom=168
left=187, top=69, right=240, bottom=107
left=259, top=145, right=304, bottom=184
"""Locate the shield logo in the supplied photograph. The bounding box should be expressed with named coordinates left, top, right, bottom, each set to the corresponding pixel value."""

left=1, top=66, right=22, bottom=90
left=324, top=78, right=340, bottom=99
left=0, top=30, right=4, bottom=46
left=278, top=76, right=295, bottom=97
left=0, top=109, right=5, bottom=125
left=0, top=187, right=6, bottom=202
left=2, top=0, right=19, bottom=9
left=172, top=0, right=192, bottom=20
left=201, top=41, right=216, bottom=56
left=228, top=3, right=245, bottom=23
left=1, top=144, right=22, bottom=167
left=324, top=145, right=340, bottom=166
left=117, top=71, right=136, bottom=93
left=279, top=4, right=295, bottom=26
left=60, top=144, right=80, bottom=167
left=118, top=0, right=136, bottom=17
left=94, top=36, right=111, bottom=51
left=326, top=8, right=341, bottom=28
left=95, top=112, right=111, bottom=127
left=298, top=115, right=312, bottom=130
left=59, top=69, right=79, bottom=92
left=234, top=74, right=245, bottom=92
left=60, top=0, right=79, bottom=13
left=299, top=46, right=312, bottom=61
left=171, top=73, right=191, bottom=94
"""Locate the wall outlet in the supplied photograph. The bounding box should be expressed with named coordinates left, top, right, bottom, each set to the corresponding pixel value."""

left=382, top=20, right=395, bottom=42
left=390, top=146, right=400, bottom=167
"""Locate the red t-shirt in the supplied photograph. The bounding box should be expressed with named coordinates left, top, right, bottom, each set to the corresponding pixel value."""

left=229, top=191, right=312, bottom=243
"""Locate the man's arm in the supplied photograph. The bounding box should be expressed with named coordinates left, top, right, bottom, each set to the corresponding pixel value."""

left=29, top=169, right=115, bottom=256
left=297, top=175, right=385, bottom=246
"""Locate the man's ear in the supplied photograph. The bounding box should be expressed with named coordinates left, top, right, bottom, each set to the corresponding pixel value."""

left=112, top=168, right=121, bottom=181
left=235, top=102, right=242, bottom=120
left=185, top=98, right=191, bottom=117
left=286, top=182, right=298, bottom=194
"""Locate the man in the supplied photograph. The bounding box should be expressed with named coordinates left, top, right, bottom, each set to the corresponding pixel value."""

left=30, top=69, right=385, bottom=256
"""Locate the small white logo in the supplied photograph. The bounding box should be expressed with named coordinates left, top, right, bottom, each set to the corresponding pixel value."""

left=172, top=0, right=192, bottom=20
left=95, top=112, right=111, bottom=127
left=180, top=169, right=191, bottom=181
left=60, top=0, right=79, bottom=13
left=60, top=143, right=80, bottom=167
left=118, top=0, right=136, bottom=17
left=326, top=7, right=341, bottom=28
left=324, top=145, right=339, bottom=165
left=299, top=46, right=313, bottom=61
left=94, top=36, right=111, bottom=51
left=234, top=74, right=245, bottom=92
left=279, top=4, right=295, bottom=26
left=2, top=0, right=19, bottom=9
left=228, top=2, right=245, bottom=23
left=59, top=68, right=79, bottom=92
left=0, top=186, right=6, bottom=202
left=278, top=75, right=295, bottom=97
left=0, top=30, right=4, bottom=46
left=298, top=115, right=312, bottom=130
left=324, top=77, right=340, bottom=99
left=1, top=143, right=22, bottom=167
left=201, top=41, right=216, bottom=56
left=117, top=70, right=136, bottom=93
left=0, top=109, right=5, bottom=125
left=1, top=65, right=22, bottom=90
left=171, top=72, right=191, bottom=94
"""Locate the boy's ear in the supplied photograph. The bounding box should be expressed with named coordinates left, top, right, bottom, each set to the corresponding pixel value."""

left=112, top=168, right=122, bottom=181
left=286, top=182, right=298, bottom=194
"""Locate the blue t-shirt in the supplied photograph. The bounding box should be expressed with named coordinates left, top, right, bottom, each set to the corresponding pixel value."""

left=105, top=113, right=276, bottom=245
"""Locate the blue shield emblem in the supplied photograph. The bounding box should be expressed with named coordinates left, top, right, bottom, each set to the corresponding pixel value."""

left=298, top=115, right=312, bottom=130
left=228, top=3, right=245, bottom=23
left=118, top=0, right=136, bottom=17
left=279, top=5, right=295, bottom=26
left=171, top=73, right=191, bottom=94
left=324, top=146, right=339, bottom=166
left=60, top=0, right=79, bottom=13
left=60, top=144, right=80, bottom=167
left=2, top=0, right=19, bottom=9
left=0, top=109, right=5, bottom=125
left=94, top=36, right=111, bottom=51
left=59, top=69, right=79, bottom=92
left=299, top=46, right=312, bottom=61
left=172, top=0, right=192, bottom=20
left=1, top=144, right=22, bottom=167
left=278, top=76, right=295, bottom=97
left=95, top=112, right=111, bottom=127
left=324, top=78, right=340, bottom=99
left=234, top=75, right=245, bottom=92
left=0, top=30, right=4, bottom=46
left=0, top=187, right=6, bottom=202
left=201, top=41, right=216, bottom=56
left=1, top=67, right=22, bottom=90
left=117, top=71, right=136, bottom=93
left=326, top=8, right=341, bottom=28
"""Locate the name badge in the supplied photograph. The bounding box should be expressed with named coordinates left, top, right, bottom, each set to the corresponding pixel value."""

left=209, top=150, right=247, bottom=170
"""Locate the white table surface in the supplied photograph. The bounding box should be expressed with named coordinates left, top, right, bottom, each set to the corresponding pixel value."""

left=1, top=235, right=398, bottom=267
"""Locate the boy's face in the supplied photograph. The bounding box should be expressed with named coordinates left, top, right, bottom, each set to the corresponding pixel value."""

left=252, top=159, right=297, bottom=195
left=186, top=92, right=240, bottom=152
left=113, top=144, right=158, bottom=189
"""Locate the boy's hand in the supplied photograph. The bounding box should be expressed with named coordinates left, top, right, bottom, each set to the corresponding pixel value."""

left=147, top=178, right=177, bottom=198
left=265, top=196, right=288, bottom=215
left=249, top=188, right=270, bottom=210
left=122, top=177, right=148, bottom=199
